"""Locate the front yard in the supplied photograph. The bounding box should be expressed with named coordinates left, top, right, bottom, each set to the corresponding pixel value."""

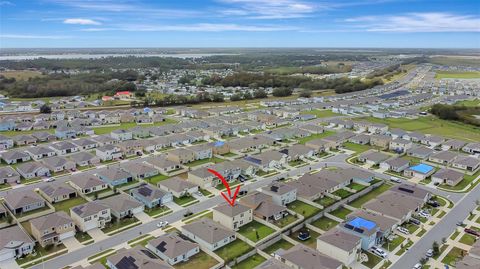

left=53, top=196, right=88, bottom=213
left=101, top=216, right=140, bottom=234
left=173, top=195, right=198, bottom=207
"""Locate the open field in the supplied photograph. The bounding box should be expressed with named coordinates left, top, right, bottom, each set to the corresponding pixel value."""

left=435, top=71, right=480, bottom=79
left=357, top=116, right=480, bottom=142
left=429, top=56, right=480, bottom=67
left=456, top=99, right=480, bottom=107
left=0, top=70, right=44, bottom=80
left=301, top=109, right=341, bottom=118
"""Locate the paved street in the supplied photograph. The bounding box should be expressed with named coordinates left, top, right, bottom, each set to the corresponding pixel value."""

left=390, top=174, right=480, bottom=269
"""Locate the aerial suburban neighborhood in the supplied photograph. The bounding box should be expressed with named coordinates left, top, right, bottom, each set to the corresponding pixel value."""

left=0, top=1, right=479, bottom=269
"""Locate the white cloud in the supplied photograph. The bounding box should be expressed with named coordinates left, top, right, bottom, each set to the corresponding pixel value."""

left=81, top=23, right=298, bottom=32
left=63, top=18, right=101, bottom=25
left=218, top=0, right=318, bottom=19
left=345, top=12, right=480, bottom=32
left=0, top=34, right=72, bottom=39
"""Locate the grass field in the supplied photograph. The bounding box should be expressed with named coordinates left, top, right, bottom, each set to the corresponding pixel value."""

left=287, top=200, right=321, bottom=218
left=330, top=206, right=352, bottom=220
left=0, top=70, right=44, bottom=80
left=297, top=130, right=336, bottom=144
left=231, top=254, right=266, bottom=269
left=429, top=56, right=480, bottom=67
left=214, top=239, right=253, bottom=263
left=311, top=216, right=339, bottom=231
left=358, top=116, right=480, bottom=142
left=435, top=71, right=480, bottom=79
left=342, top=142, right=372, bottom=153
left=53, top=196, right=88, bottom=213
left=349, top=183, right=392, bottom=208
left=290, top=229, right=320, bottom=248
left=301, top=109, right=340, bottom=118
left=174, top=251, right=219, bottom=269
left=456, top=99, right=480, bottom=107
left=441, top=246, right=465, bottom=266
left=262, top=239, right=294, bottom=254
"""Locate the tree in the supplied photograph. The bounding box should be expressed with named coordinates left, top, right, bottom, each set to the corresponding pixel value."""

left=299, top=89, right=312, bottom=98
left=432, top=241, right=439, bottom=256
left=230, top=94, right=242, bottom=102
left=39, top=104, right=52, bottom=114
left=211, top=93, right=224, bottom=102
left=243, top=91, right=253, bottom=100
left=253, top=89, right=268, bottom=99
left=272, top=87, right=293, bottom=97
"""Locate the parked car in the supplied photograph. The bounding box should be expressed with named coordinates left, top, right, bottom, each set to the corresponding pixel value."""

left=156, top=221, right=168, bottom=228
left=456, top=221, right=466, bottom=227
left=370, top=246, right=388, bottom=258
left=183, top=211, right=193, bottom=217
left=427, top=200, right=440, bottom=207
left=426, top=249, right=433, bottom=257
left=390, top=176, right=401, bottom=183
left=418, top=211, right=430, bottom=218
left=409, top=218, right=421, bottom=225
left=465, top=228, right=480, bottom=237
left=397, top=226, right=410, bottom=235
left=46, top=178, right=55, bottom=182
left=413, top=263, right=422, bottom=269
left=238, top=190, right=248, bottom=196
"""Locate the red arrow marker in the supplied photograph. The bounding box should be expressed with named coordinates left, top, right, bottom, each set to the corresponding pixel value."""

left=207, top=168, right=241, bottom=207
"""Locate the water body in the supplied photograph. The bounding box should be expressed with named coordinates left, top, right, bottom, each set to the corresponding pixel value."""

left=0, top=53, right=234, bottom=61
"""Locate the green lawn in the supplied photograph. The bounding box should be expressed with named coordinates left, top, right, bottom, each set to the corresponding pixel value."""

left=231, top=254, right=266, bottom=269
left=311, top=216, right=339, bottom=231
left=53, top=196, right=88, bottom=213
left=214, top=239, right=253, bottom=263
left=237, top=220, right=275, bottom=242
left=272, top=214, right=298, bottom=228
left=435, top=71, right=480, bottom=79
left=297, top=131, right=336, bottom=144
left=129, top=235, right=155, bottom=247
left=199, top=188, right=213, bottom=197
left=301, top=109, right=340, bottom=118
left=349, top=183, right=392, bottom=208
left=101, top=217, right=140, bottom=234
left=450, top=229, right=460, bottom=240
left=288, top=159, right=306, bottom=167
left=332, top=188, right=354, bottom=199
left=330, top=207, right=352, bottom=220
left=287, top=200, right=321, bottom=218
left=382, top=235, right=405, bottom=251
left=145, top=174, right=170, bottom=185
left=459, top=233, right=477, bottom=245
left=222, top=152, right=238, bottom=157
left=395, top=239, right=413, bottom=255
left=347, top=182, right=368, bottom=191
left=362, top=251, right=383, bottom=268
left=403, top=223, right=419, bottom=234
left=441, top=247, right=465, bottom=266
left=173, top=195, right=198, bottom=206
left=145, top=206, right=172, bottom=217
left=357, top=116, right=480, bottom=142
left=174, top=251, right=219, bottom=269
left=186, top=157, right=225, bottom=167
left=343, top=142, right=372, bottom=153
left=314, top=196, right=337, bottom=207
left=16, top=244, right=67, bottom=266
left=262, top=239, right=294, bottom=254
left=92, top=119, right=178, bottom=135
left=290, top=229, right=320, bottom=248
left=75, top=231, right=92, bottom=244
left=456, top=99, right=480, bottom=107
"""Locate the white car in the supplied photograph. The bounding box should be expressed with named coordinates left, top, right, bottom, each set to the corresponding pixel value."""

left=390, top=176, right=401, bottom=183
left=397, top=226, right=410, bottom=235
left=370, top=246, right=388, bottom=258
left=46, top=178, right=55, bottom=182
left=156, top=221, right=169, bottom=228
left=413, top=263, right=422, bottom=269
left=418, top=212, right=430, bottom=218
left=426, top=249, right=433, bottom=257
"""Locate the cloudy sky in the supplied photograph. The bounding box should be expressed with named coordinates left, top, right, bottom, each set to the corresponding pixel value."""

left=0, top=0, right=479, bottom=48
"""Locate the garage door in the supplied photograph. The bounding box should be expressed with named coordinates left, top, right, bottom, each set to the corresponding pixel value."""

left=59, top=231, right=75, bottom=241
left=0, top=250, right=15, bottom=262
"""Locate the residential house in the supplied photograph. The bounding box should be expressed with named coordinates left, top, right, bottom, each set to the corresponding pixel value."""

left=120, top=162, right=159, bottom=179
left=432, top=168, right=464, bottom=186
left=4, top=190, right=46, bottom=215
left=38, top=182, right=77, bottom=203
left=369, top=135, right=392, bottom=149
left=16, top=162, right=50, bottom=179
left=244, top=151, right=289, bottom=171
left=49, top=141, right=79, bottom=155
left=100, top=193, right=144, bottom=219
left=403, top=164, right=435, bottom=180
left=406, top=146, right=435, bottom=159
left=380, top=157, right=410, bottom=173
left=70, top=201, right=111, bottom=232
left=357, top=151, right=390, bottom=166
left=69, top=151, right=101, bottom=167
left=462, top=143, right=480, bottom=155
left=316, top=228, right=361, bottom=266
left=0, top=166, right=20, bottom=184
left=143, top=156, right=182, bottom=175
left=0, top=135, right=14, bottom=149
left=146, top=233, right=199, bottom=265
left=428, top=151, right=459, bottom=165
left=1, top=150, right=31, bottom=165
left=389, top=138, right=413, bottom=153
left=96, top=167, right=133, bottom=187
left=12, top=135, right=37, bottom=146
left=158, top=177, right=199, bottom=198
left=239, top=191, right=288, bottom=222
left=278, top=244, right=342, bottom=269
left=110, top=129, right=133, bottom=141
left=72, top=138, right=98, bottom=150
left=442, top=139, right=467, bottom=151
left=95, top=144, right=123, bottom=161
left=279, top=144, right=316, bottom=160
left=69, top=175, right=108, bottom=195
left=167, top=148, right=196, bottom=164
left=261, top=182, right=297, bottom=206
left=0, top=225, right=34, bottom=261
left=181, top=217, right=236, bottom=251
left=212, top=203, right=253, bottom=231
left=41, top=156, right=76, bottom=173
left=188, top=144, right=213, bottom=160
left=349, top=134, right=371, bottom=145
left=106, top=246, right=173, bottom=269
left=452, top=156, right=480, bottom=172
left=25, top=146, right=56, bottom=160
left=130, top=184, right=173, bottom=208
left=29, top=212, right=75, bottom=247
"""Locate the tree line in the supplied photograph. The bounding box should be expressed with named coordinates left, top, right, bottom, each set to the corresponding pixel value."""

left=431, top=104, right=480, bottom=127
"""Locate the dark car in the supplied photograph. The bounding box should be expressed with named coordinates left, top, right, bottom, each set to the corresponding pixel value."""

left=183, top=211, right=193, bottom=217
left=409, top=218, right=421, bottom=225
left=297, top=229, right=311, bottom=241
left=427, top=200, right=439, bottom=207
left=238, top=190, right=248, bottom=196
left=465, top=228, right=480, bottom=237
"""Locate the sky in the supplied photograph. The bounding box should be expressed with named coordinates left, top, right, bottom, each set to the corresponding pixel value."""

left=0, top=0, right=479, bottom=48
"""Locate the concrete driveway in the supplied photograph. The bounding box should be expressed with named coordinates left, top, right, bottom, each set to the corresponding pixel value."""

left=134, top=211, right=153, bottom=224
left=0, top=258, right=21, bottom=269
left=62, top=237, right=83, bottom=251
left=87, top=228, right=108, bottom=242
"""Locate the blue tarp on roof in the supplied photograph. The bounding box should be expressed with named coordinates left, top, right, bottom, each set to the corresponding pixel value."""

left=214, top=141, right=225, bottom=147
left=409, top=163, right=434, bottom=174
left=347, top=217, right=376, bottom=231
